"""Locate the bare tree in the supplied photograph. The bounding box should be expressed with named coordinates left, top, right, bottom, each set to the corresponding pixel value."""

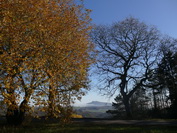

left=92, top=17, right=159, bottom=118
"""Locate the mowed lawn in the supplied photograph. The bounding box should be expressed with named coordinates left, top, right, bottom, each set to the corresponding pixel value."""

left=0, top=119, right=177, bottom=133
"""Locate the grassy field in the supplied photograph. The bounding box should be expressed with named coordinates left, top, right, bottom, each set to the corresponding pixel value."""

left=0, top=119, right=177, bottom=133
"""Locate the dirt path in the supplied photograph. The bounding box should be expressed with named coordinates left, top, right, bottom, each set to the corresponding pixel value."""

left=73, top=118, right=177, bottom=126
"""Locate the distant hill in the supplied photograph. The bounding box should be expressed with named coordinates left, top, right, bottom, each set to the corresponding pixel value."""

left=74, top=106, right=113, bottom=118
left=73, top=101, right=113, bottom=118
left=87, top=101, right=112, bottom=106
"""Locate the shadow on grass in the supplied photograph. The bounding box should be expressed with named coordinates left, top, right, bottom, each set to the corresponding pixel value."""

left=0, top=118, right=177, bottom=133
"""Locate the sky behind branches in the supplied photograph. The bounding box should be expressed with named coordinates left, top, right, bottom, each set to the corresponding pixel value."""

left=75, top=0, right=177, bottom=106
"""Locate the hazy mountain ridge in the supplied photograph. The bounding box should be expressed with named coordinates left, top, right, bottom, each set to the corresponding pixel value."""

left=87, top=101, right=112, bottom=106
left=74, top=101, right=113, bottom=118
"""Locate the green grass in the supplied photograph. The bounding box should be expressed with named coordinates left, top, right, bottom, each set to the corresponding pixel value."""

left=0, top=120, right=177, bottom=133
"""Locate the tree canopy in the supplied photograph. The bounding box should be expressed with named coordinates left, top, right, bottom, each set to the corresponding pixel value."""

left=0, top=0, right=93, bottom=125
left=92, top=17, right=160, bottom=118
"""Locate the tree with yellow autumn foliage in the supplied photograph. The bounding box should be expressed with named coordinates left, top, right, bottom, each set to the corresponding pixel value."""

left=0, top=0, right=93, bottom=125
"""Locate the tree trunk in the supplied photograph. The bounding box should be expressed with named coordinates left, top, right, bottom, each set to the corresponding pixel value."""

left=6, top=109, right=26, bottom=125
left=6, top=98, right=29, bottom=125
left=48, top=85, right=56, bottom=117
left=6, top=104, right=19, bottom=125
left=123, top=96, right=133, bottom=119
left=153, top=89, right=157, bottom=110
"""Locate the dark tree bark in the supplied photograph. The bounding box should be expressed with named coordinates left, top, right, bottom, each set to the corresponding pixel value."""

left=6, top=92, right=30, bottom=125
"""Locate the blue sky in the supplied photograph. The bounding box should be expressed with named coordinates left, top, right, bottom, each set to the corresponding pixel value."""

left=75, top=0, right=177, bottom=106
